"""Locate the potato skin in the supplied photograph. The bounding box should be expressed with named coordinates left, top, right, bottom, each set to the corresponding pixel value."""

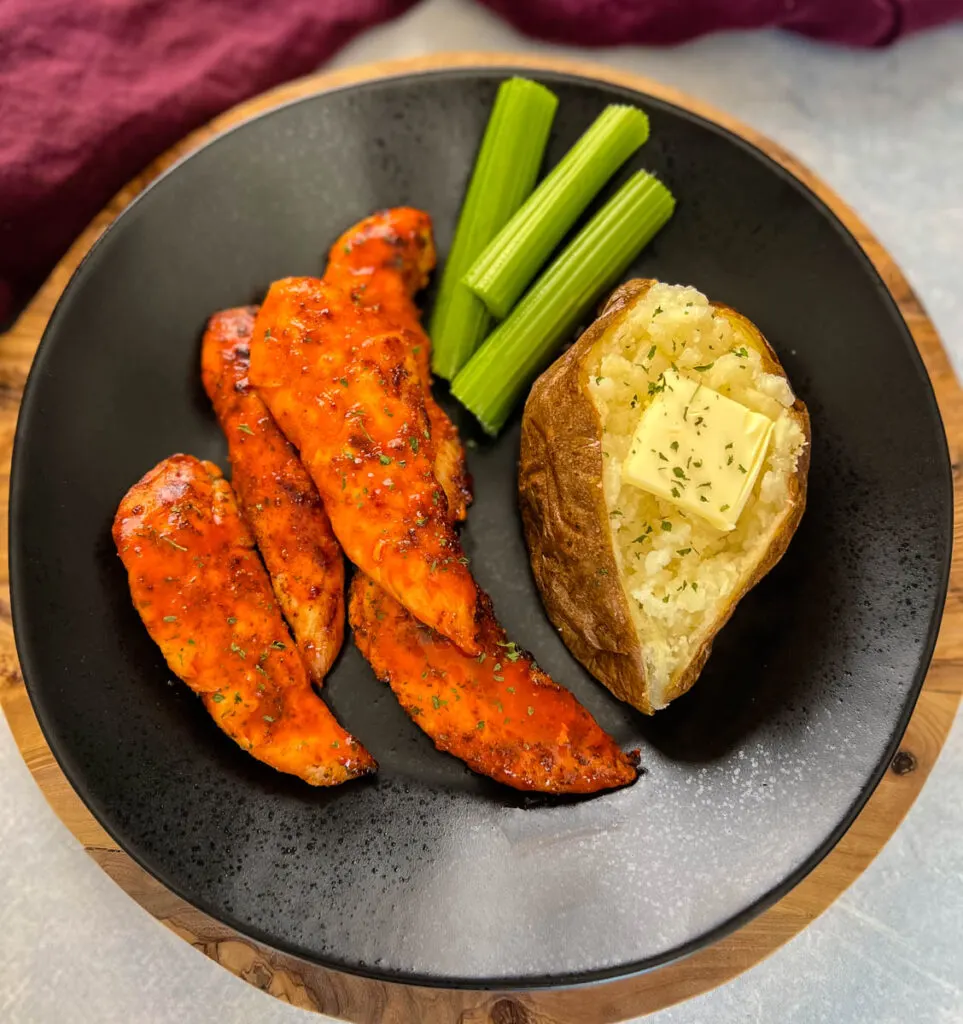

left=519, top=281, right=655, bottom=714
left=519, top=280, right=811, bottom=715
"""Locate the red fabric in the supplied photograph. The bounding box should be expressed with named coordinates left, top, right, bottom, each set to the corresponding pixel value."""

left=484, top=0, right=961, bottom=47
left=1, top=0, right=960, bottom=321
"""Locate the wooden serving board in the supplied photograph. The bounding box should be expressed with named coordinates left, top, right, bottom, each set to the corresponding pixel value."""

left=1, top=52, right=960, bottom=1023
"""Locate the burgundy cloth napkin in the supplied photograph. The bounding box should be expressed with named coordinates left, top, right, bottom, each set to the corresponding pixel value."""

left=1, top=0, right=960, bottom=322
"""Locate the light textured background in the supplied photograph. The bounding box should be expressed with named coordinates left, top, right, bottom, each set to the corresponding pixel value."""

left=2, top=1, right=962, bottom=1021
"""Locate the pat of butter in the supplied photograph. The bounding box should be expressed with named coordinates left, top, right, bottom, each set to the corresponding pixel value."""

left=622, top=370, right=774, bottom=531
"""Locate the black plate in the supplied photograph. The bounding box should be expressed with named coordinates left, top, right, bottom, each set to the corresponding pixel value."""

left=10, top=67, right=951, bottom=988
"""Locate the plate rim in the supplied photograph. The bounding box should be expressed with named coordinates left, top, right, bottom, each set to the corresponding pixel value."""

left=8, top=58, right=954, bottom=990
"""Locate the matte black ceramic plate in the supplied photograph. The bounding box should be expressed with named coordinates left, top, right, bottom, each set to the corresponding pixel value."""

left=10, top=67, right=951, bottom=988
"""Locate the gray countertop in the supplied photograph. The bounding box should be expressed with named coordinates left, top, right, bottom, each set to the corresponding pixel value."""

left=2, top=2, right=961, bottom=1020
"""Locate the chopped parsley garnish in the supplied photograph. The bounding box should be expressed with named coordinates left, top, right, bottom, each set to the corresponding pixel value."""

left=238, top=423, right=254, bottom=435
left=346, top=409, right=373, bottom=442
left=230, top=643, right=245, bottom=659
left=163, top=615, right=177, bottom=623
left=670, top=441, right=679, bottom=451
left=270, top=640, right=286, bottom=650
left=661, top=521, right=672, bottom=532
left=497, top=641, right=523, bottom=662
left=379, top=454, right=392, bottom=465
left=212, top=693, right=225, bottom=703
left=693, top=362, right=714, bottom=372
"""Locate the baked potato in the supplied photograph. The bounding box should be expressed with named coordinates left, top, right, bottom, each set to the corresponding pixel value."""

left=519, top=279, right=810, bottom=714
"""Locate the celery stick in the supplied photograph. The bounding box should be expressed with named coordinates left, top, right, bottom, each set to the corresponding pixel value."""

left=463, top=105, right=650, bottom=320
left=452, top=171, right=675, bottom=435
left=430, top=78, right=558, bottom=380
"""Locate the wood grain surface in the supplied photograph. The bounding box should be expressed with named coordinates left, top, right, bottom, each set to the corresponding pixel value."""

left=1, top=52, right=960, bottom=1023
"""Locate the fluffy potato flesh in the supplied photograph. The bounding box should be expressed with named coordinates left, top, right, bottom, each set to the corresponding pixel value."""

left=587, top=282, right=808, bottom=709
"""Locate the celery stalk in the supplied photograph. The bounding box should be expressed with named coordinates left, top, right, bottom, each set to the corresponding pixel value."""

left=429, top=78, right=558, bottom=380
left=463, top=105, right=650, bottom=320
left=451, top=171, right=675, bottom=435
